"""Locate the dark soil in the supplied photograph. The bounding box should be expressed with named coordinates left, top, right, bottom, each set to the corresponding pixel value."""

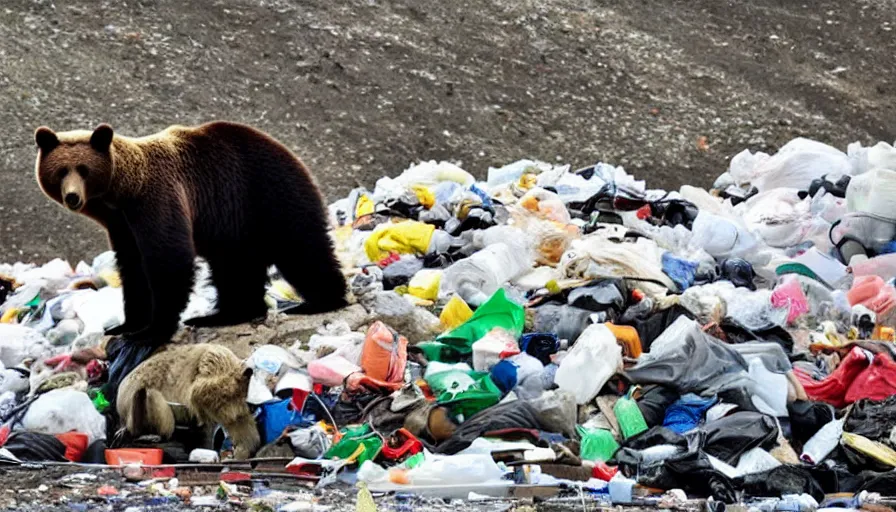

left=1, top=0, right=895, bottom=265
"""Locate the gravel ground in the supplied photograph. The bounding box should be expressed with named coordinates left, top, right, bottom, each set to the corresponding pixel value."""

left=2, top=0, right=895, bottom=265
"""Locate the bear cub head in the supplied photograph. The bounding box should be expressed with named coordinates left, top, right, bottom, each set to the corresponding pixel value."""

left=33, top=124, right=115, bottom=213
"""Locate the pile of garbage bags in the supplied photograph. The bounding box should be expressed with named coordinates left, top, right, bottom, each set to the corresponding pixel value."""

left=5, top=138, right=896, bottom=506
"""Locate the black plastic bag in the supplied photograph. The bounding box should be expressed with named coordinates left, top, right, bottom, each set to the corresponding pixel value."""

left=4, top=431, right=67, bottom=462
left=844, top=395, right=896, bottom=442
left=382, top=258, right=424, bottom=290
left=566, top=279, right=626, bottom=315
left=788, top=400, right=835, bottom=447
left=532, top=303, right=593, bottom=343
left=636, top=385, right=680, bottom=427
left=620, top=304, right=695, bottom=352
left=739, top=465, right=826, bottom=502
left=702, top=411, right=779, bottom=465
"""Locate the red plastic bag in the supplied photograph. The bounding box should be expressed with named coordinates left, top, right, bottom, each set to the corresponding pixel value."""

left=796, top=347, right=869, bottom=408
left=845, top=352, right=896, bottom=405
left=55, top=432, right=89, bottom=462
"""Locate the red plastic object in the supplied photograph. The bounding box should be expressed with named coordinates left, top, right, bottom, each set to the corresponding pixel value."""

left=104, top=448, right=164, bottom=466
left=845, top=352, right=896, bottom=404
left=592, top=461, right=619, bottom=481
left=380, top=429, right=423, bottom=461
left=55, top=432, right=88, bottom=462
left=796, top=347, right=896, bottom=408
left=635, top=204, right=652, bottom=220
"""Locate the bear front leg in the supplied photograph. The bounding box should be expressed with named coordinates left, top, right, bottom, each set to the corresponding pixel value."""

left=105, top=212, right=153, bottom=336
left=120, top=198, right=197, bottom=346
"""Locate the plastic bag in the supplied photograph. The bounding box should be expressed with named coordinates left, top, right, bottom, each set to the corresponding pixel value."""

left=841, top=432, right=896, bottom=468
left=437, top=289, right=526, bottom=355
left=407, top=269, right=441, bottom=301
left=578, top=426, right=620, bottom=462
left=554, top=324, right=622, bottom=404
left=364, top=221, right=436, bottom=263
left=750, top=138, right=851, bottom=192
left=614, top=394, right=649, bottom=439
left=848, top=140, right=896, bottom=176
left=307, top=354, right=362, bottom=387
left=846, top=274, right=896, bottom=316
left=688, top=210, right=759, bottom=260
left=518, top=187, right=571, bottom=223
left=360, top=321, right=408, bottom=384
left=471, top=328, right=520, bottom=372
left=439, top=294, right=473, bottom=330
left=20, top=388, right=106, bottom=444
left=0, top=325, right=53, bottom=368
left=728, top=148, right=771, bottom=186
left=770, top=276, right=811, bottom=325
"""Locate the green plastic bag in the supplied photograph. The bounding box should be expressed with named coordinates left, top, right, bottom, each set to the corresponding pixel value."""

left=438, top=372, right=502, bottom=420
left=415, top=341, right=466, bottom=363
left=426, top=369, right=477, bottom=396
left=436, top=289, right=525, bottom=355
left=89, top=389, right=110, bottom=413
left=324, top=424, right=383, bottom=465
left=614, top=394, right=649, bottom=440
left=577, top=425, right=619, bottom=462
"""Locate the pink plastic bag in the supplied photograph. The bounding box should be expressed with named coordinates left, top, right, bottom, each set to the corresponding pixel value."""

left=307, top=354, right=362, bottom=387
left=770, top=276, right=810, bottom=324
left=847, top=275, right=896, bottom=315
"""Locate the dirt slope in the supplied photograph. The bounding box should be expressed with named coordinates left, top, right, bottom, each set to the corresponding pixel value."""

left=1, top=0, right=894, bottom=264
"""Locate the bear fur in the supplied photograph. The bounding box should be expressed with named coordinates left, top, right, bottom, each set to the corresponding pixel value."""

left=115, top=343, right=261, bottom=459
left=32, top=121, right=348, bottom=349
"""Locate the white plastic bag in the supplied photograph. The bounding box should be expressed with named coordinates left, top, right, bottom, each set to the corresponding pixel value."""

left=554, top=324, right=622, bottom=404
left=751, top=138, right=852, bottom=192
left=0, top=325, right=53, bottom=368
left=20, top=388, right=106, bottom=444
left=472, top=329, right=520, bottom=371
left=728, top=149, right=771, bottom=186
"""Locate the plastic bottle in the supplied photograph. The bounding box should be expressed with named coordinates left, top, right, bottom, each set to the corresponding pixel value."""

left=614, top=394, right=649, bottom=440
left=800, top=418, right=844, bottom=465
left=441, top=243, right=532, bottom=307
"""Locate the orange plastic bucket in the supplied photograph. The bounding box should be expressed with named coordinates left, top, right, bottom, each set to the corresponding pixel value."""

left=104, top=448, right=164, bottom=466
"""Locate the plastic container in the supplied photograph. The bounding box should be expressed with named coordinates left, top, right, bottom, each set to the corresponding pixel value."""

left=614, top=394, right=649, bottom=440
left=360, top=321, right=408, bottom=383
left=105, top=448, right=164, bottom=466
left=800, top=418, right=844, bottom=465
left=554, top=324, right=622, bottom=405
left=407, top=269, right=442, bottom=301
left=441, top=243, right=532, bottom=307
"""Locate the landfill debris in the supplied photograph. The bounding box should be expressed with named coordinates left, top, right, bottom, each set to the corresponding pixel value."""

left=5, top=140, right=896, bottom=509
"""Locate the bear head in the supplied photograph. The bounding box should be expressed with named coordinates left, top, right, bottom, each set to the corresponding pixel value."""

left=33, top=123, right=115, bottom=213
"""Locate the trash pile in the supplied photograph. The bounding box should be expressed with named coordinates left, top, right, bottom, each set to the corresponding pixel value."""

left=4, top=137, right=896, bottom=508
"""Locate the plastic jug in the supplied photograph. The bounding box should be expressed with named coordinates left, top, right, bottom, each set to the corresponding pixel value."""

left=554, top=324, right=622, bottom=405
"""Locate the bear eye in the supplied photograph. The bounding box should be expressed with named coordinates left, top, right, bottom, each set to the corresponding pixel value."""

left=76, top=165, right=89, bottom=177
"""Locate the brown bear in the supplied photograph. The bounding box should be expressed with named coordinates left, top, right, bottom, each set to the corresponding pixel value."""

left=32, top=121, right=349, bottom=347
left=115, top=343, right=261, bottom=460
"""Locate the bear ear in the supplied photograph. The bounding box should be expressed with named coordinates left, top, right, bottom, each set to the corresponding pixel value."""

left=34, top=126, right=59, bottom=153
left=90, top=123, right=114, bottom=152
left=242, top=366, right=254, bottom=380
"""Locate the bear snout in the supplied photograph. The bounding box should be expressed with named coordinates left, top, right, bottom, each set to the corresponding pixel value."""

left=64, top=192, right=83, bottom=210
